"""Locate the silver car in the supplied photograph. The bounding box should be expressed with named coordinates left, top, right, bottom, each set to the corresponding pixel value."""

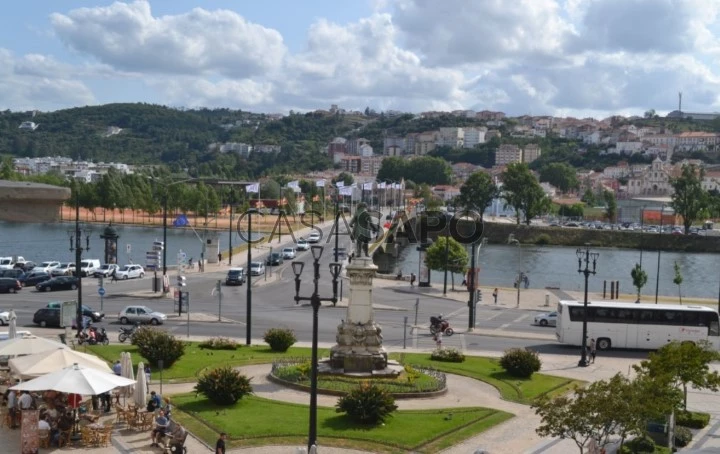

left=534, top=312, right=557, bottom=327
left=118, top=305, right=167, bottom=325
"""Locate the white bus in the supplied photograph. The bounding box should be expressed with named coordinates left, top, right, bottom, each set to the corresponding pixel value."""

left=555, top=300, right=720, bottom=351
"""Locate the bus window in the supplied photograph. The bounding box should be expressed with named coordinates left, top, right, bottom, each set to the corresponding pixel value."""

left=710, top=321, right=720, bottom=336
left=639, top=310, right=654, bottom=324
left=655, top=310, right=684, bottom=325
left=683, top=311, right=701, bottom=326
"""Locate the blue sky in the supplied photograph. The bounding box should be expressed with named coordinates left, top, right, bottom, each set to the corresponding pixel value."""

left=3, top=1, right=720, bottom=118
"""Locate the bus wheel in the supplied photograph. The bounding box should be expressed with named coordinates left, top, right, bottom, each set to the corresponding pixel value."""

left=597, top=338, right=611, bottom=351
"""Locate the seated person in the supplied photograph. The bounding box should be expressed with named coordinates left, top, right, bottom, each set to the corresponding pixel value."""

left=147, top=391, right=162, bottom=412
left=150, top=410, right=169, bottom=447
left=38, top=414, right=51, bottom=431
left=163, top=397, right=172, bottom=419
left=52, top=412, right=74, bottom=446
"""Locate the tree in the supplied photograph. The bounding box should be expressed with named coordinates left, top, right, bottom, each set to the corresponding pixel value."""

left=644, top=109, right=657, bottom=119
left=333, top=172, right=354, bottom=187
left=630, top=264, right=647, bottom=303
left=502, top=163, right=550, bottom=225
left=424, top=236, right=469, bottom=289
left=603, top=190, right=617, bottom=223
left=580, top=188, right=596, bottom=206
left=673, top=261, right=683, bottom=304
left=457, top=171, right=498, bottom=221
left=538, top=163, right=578, bottom=193
left=634, top=341, right=720, bottom=409
left=671, top=164, right=707, bottom=234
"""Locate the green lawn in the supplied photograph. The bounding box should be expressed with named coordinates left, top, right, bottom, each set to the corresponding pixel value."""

left=172, top=393, right=512, bottom=453
left=393, top=353, right=581, bottom=404
left=84, top=344, right=328, bottom=381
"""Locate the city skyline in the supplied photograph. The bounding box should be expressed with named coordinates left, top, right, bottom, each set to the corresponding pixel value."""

left=3, top=0, right=720, bottom=118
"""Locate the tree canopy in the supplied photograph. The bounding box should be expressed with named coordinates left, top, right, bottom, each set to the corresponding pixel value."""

left=424, top=236, right=469, bottom=276
left=457, top=171, right=498, bottom=221
left=376, top=156, right=453, bottom=185
left=538, top=162, right=578, bottom=193
left=671, top=164, right=707, bottom=234
left=501, top=163, right=550, bottom=225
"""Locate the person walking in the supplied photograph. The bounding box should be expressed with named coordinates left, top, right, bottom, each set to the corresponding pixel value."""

left=218, top=252, right=222, bottom=263
left=410, top=273, right=416, bottom=287
left=434, top=330, right=443, bottom=349
left=492, top=288, right=499, bottom=305
left=215, top=432, right=227, bottom=454
left=590, top=338, right=597, bottom=364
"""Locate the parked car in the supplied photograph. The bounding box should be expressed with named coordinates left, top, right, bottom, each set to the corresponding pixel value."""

left=0, top=256, right=25, bottom=270
left=0, top=269, right=25, bottom=279
left=36, top=276, right=79, bottom=292
left=282, top=247, right=296, bottom=260
left=534, top=312, right=557, bottom=327
left=46, top=302, right=104, bottom=322
left=19, top=271, right=51, bottom=287
left=79, top=259, right=101, bottom=277
left=115, top=264, right=145, bottom=280
left=14, top=261, right=36, bottom=272
left=117, top=306, right=166, bottom=325
left=296, top=239, right=310, bottom=251
left=266, top=252, right=284, bottom=266
left=51, top=263, right=76, bottom=277
left=225, top=268, right=246, bottom=286
left=307, top=232, right=321, bottom=243
left=0, top=311, right=9, bottom=325
left=249, top=261, right=265, bottom=276
left=0, top=278, right=21, bottom=293
left=37, top=261, right=61, bottom=273
left=93, top=264, right=120, bottom=278
left=33, top=308, right=61, bottom=328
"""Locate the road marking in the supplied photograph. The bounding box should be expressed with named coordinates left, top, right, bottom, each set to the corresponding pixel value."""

left=496, top=323, right=510, bottom=330
left=459, top=334, right=466, bottom=351
left=481, top=311, right=505, bottom=321
left=514, top=314, right=530, bottom=323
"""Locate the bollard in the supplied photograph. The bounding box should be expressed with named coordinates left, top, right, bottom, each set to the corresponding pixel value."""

left=603, top=280, right=607, bottom=299
left=615, top=281, right=620, bottom=299
left=610, top=281, right=615, bottom=300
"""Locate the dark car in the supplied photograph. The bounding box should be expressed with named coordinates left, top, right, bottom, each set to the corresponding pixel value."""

left=46, top=302, right=104, bottom=322
left=265, top=252, right=284, bottom=266
left=225, top=268, right=246, bottom=286
left=0, top=269, right=25, bottom=279
left=0, top=278, right=21, bottom=293
left=14, top=261, right=36, bottom=272
left=19, top=272, right=51, bottom=287
left=33, top=308, right=61, bottom=327
left=36, top=276, right=79, bottom=292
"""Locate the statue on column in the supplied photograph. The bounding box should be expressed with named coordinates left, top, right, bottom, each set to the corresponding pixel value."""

left=349, top=203, right=377, bottom=258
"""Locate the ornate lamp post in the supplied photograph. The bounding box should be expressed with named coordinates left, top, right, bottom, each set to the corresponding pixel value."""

left=67, top=191, right=93, bottom=337
left=291, top=246, right=341, bottom=452
left=576, top=245, right=599, bottom=367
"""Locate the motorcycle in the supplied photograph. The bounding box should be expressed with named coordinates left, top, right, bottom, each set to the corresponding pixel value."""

left=118, top=323, right=140, bottom=343
left=429, top=315, right=454, bottom=336
left=78, top=326, right=109, bottom=346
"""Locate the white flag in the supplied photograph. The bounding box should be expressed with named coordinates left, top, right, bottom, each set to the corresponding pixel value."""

left=393, top=183, right=400, bottom=189
left=363, top=182, right=373, bottom=190
left=246, top=183, right=259, bottom=193
left=378, top=182, right=386, bottom=189
left=340, top=186, right=353, bottom=196
left=336, top=181, right=345, bottom=188
left=287, top=180, right=300, bottom=189
left=316, top=179, right=325, bottom=188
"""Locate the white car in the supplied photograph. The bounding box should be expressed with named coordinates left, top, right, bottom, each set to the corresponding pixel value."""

left=118, top=305, right=166, bottom=325
left=51, top=263, right=76, bottom=277
left=38, top=261, right=61, bottom=273
left=282, top=247, right=296, bottom=260
left=308, top=232, right=321, bottom=243
left=249, top=261, right=265, bottom=276
left=0, top=311, right=9, bottom=326
left=115, top=264, right=145, bottom=280
left=296, top=239, right=310, bottom=251
left=534, top=312, right=557, bottom=327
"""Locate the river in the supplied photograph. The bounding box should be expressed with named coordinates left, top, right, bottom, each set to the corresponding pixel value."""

left=394, top=242, right=720, bottom=300
left=0, top=221, right=244, bottom=267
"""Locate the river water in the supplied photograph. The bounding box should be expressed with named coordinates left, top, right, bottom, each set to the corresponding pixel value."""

left=0, top=221, right=243, bottom=267
left=394, top=242, right=720, bottom=300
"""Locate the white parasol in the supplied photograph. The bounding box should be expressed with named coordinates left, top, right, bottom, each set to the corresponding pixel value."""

left=0, top=335, right=67, bottom=356
left=9, top=348, right=111, bottom=379
left=134, top=361, right=147, bottom=408
left=8, top=310, right=17, bottom=339
left=121, top=352, right=135, bottom=402
left=10, top=363, right=136, bottom=395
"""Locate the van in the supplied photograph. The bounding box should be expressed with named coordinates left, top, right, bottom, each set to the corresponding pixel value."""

left=0, top=278, right=21, bottom=293
left=80, top=259, right=101, bottom=277
left=0, top=257, right=14, bottom=270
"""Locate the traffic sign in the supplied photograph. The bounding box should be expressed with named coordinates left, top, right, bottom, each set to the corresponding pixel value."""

left=98, top=287, right=105, bottom=296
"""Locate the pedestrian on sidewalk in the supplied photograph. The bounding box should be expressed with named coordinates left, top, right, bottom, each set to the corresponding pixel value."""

left=215, top=432, right=227, bottom=454
left=188, top=257, right=193, bottom=269
left=111, top=269, right=118, bottom=283
left=492, top=288, right=498, bottom=304
left=410, top=272, right=416, bottom=287
left=218, top=252, right=222, bottom=263
left=590, top=338, right=597, bottom=364
left=434, top=331, right=443, bottom=349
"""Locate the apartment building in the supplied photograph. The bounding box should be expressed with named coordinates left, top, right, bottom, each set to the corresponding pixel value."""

left=328, top=137, right=348, bottom=158
left=347, top=138, right=370, bottom=155
left=413, top=131, right=439, bottom=155
left=437, top=127, right=464, bottom=148
left=495, top=144, right=522, bottom=166
left=463, top=127, right=487, bottom=148
left=383, top=137, right=405, bottom=154
left=523, top=144, right=541, bottom=163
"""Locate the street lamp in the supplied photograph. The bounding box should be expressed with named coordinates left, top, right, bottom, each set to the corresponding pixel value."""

left=67, top=191, right=93, bottom=337
left=291, top=246, right=341, bottom=452
left=655, top=204, right=666, bottom=304
left=334, top=195, right=341, bottom=263
left=576, top=245, right=599, bottom=367
left=245, top=208, right=257, bottom=346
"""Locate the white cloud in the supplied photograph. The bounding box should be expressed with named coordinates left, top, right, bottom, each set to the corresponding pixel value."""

left=157, top=78, right=275, bottom=108
left=0, top=48, right=95, bottom=111
left=50, top=0, right=287, bottom=78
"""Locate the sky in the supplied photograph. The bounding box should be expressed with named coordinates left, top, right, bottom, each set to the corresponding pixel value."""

left=3, top=0, right=720, bottom=118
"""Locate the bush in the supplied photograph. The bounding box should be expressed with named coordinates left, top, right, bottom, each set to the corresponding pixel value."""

left=430, top=347, right=465, bottom=363
left=620, top=436, right=655, bottom=453
left=263, top=328, right=297, bottom=352
left=131, top=327, right=185, bottom=368
left=676, top=410, right=710, bottom=429
left=194, top=366, right=253, bottom=405
left=336, top=381, right=398, bottom=425
left=499, top=348, right=541, bottom=378
left=535, top=234, right=551, bottom=245
left=674, top=426, right=693, bottom=448
left=198, top=337, right=239, bottom=350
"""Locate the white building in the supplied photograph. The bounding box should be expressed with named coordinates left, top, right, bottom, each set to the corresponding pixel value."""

left=437, top=127, right=464, bottom=148
left=463, top=127, right=486, bottom=148
left=359, top=143, right=374, bottom=157
left=615, top=142, right=643, bottom=154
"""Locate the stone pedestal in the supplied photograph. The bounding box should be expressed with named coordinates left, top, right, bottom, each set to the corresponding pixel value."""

left=329, top=256, right=388, bottom=373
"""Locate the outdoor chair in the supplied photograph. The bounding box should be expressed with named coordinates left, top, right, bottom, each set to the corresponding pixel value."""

left=57, top=429, right=73, bottom=447
left=81, top=426, right=99, bottom=447
left=115, top=406, right=128, bottom=425
left=38, top=429, right=50, bottom=448
left=98, top=426, right=113, bottom=447
left=140, top=412, right=154, bottom=431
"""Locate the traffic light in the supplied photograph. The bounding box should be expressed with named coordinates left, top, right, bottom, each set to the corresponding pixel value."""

left=177, top=275, right=186, bottom=287
left=477, top=289, right=483, bottom=302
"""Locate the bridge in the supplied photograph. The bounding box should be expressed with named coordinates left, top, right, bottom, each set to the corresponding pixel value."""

left=0, top=181, right=71, bottom=223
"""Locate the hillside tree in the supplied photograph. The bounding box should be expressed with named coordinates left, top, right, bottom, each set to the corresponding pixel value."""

left=457, top=171, right=498, bottom=221
left=671, top=164, right=707, bottom=234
